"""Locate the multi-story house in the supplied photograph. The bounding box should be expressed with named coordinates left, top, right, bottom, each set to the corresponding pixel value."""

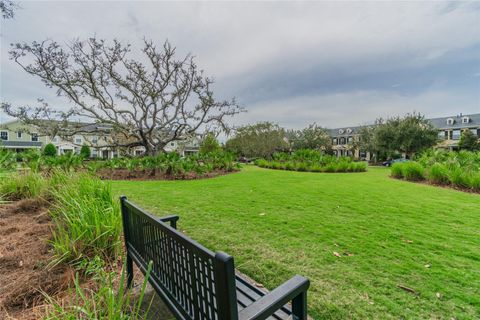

left=0, top=119, right=118, bottom=158
left=328, top=113, right=480, bottom=160
left=0, top=119, right=201, bottom=158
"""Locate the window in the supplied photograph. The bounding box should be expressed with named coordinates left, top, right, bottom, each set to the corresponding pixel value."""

left=92, top=136, right=98, bottom=144
left=438, top=131, right=445, bottom=139
left=0, top=131, right=8, bottom=141
left=333, top=138, right=337, bottom=145
left=338, top=129, right=344, bottom=134
left=452, top=130, right=461, bottom=140
left=51, top=136, right=58, bottom=143
left=31, top=133, right=38, bottom=142
left=339, top=137, right=346, bottom=145
left=75, top=136, right=82, bottom=144
left=346, top=128, right=352, bottom=134
left=170, top=142, right=175, bottom=147
left=446, top=118, right=454, bottom=125
left=462, top=117, right=470, bottom=124
left=17, top=131, right=22, bottom=138
left=347, top=136, right=353, bottom=143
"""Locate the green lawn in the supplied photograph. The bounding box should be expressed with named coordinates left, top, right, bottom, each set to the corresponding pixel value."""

left=112, top=166, right=480, bottom=319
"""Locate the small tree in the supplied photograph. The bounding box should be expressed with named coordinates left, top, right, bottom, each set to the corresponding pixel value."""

left=287, top=123, right=331, bottom=151
left=458, top=130, right=480, bottom=151
left=80, top=145, right=91, bottom=159
left=199, top=133, right=221, bottom=154
left=225, top=122, right=288, bottom=159
left=43, top=143, right=57, bottom=157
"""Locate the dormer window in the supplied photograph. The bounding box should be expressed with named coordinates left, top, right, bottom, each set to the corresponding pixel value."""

left=462, top=116, right=470, bottom=124
left=346, top=128, right=352, bottom=134
left=338, top=129, right=344, bottom=134
left=446, top=118, right=454, bottom=125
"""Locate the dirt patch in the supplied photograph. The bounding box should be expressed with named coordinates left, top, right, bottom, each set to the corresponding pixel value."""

left=96, top=168, right=239, bottom=181
left=0, top=200, right=71, bottom=320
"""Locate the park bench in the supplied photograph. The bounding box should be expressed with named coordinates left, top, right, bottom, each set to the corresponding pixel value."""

left=120, top=196, right=310, bottom=320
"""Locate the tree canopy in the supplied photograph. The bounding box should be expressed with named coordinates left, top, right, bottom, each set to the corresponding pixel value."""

left=286, top=123, right=331, bottom=152
left=2, top=38, right=244, bottom=155
left=458, top=130, right=480, bottom=151
left=225, top=122, right=288, bottom=159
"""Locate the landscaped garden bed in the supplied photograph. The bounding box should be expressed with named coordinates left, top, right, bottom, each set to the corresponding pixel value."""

left=255, top=149, right=367, bottom=173
left=390, top=150, right=480, bottom=193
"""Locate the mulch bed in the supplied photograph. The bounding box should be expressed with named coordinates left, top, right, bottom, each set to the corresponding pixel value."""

left=96, top=168, right=239, bottom=181
left=391, top=177, right=480, bottom=194
left=0, top=199, right=72, bottom=320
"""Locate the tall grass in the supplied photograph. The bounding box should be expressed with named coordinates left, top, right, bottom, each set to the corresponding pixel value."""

left=49, top=173, right=122, bottom=267
left=44, top=260, right=153, bottom=320
left=0, top=171, right=48, bottom=201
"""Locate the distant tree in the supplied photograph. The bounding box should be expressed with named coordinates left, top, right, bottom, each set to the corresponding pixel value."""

left=199, top=133, right=221, bottom=154
left=2, top=38, right=243, bottom=156
left=1, top=0, right=17, bottom=19
left=43, top=143, right=57, bottom=157
left=375, top=113, right=438, bottom=159
left=351, top=125, right=381, bottom=161
left=287, top=123, right=331, bottom=151
left=458, top=130, right=480, bottom=151
left=80, top=145, right=91, bottom=159
left=225, top=122, right=288, bottom=159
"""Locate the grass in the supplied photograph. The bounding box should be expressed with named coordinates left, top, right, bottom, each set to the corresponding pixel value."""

left=111, top=166, right=480, bottom=319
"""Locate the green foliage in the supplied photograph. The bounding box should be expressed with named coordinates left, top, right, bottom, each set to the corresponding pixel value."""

left=80, top=144, right=91, bottom=158
left=225, top=122, right=288, bottom=159
left=401, top=162, right=425, bottom=181
left=393, top=150, right=480, bottom=191
left=458, top=130, right=480, bottom=151
left=43, top=143, right=57, bottom=157
left=44, top=260, right=153, bottom=320
left=286, top=123, right=332, bottom=151
left=49, top=172, right=122, bottom=267
left=99, top=151, right=239, bottom=176
left=199, top=133, right=221, bottom=154
left=0, top=148, right=17, bottom=170
left=255, top=149, right=367, bottom=173
left=363, top=113, right=438, bottom=159
left=390, top=163, right=404, bottom=178
left=0, top=171, right=48, bottom=201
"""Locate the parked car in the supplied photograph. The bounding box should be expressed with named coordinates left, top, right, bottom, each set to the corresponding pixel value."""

left=382, top=158, right=408, bottom=167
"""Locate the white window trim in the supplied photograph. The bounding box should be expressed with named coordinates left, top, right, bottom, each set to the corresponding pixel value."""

left=17, top=131, right=22, bottom=138
left=462, top=117, right=469, bottom=124
left=446, top=118, right=454, bottom=125
left=1, top=131, right=8, bottom=141
left=31, top=132, right=38, bottom=142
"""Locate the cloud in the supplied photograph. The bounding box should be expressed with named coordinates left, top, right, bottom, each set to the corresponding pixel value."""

left=1, top=1, right=479, bottom=127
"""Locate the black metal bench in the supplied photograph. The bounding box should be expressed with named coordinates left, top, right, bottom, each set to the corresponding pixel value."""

left=120, top=196, right=310, bottom=320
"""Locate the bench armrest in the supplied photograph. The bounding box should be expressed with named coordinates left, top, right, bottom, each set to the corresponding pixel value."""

left=158, top=215, right=179, bottom=229
left=238, top=275, right=310, bottom=320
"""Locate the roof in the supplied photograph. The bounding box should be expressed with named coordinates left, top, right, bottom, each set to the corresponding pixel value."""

left=328, top=113, right=480, bottom=137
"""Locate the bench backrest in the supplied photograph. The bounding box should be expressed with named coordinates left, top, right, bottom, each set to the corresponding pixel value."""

left=120, top=197, right=239, bottom=320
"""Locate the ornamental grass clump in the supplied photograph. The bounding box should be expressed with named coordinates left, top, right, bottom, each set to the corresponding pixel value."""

left=427, top=163, right=450, bottom=185
left=0, top=171, right=48, bottom=201
left=390, top=163, right=404, bottom=178
left=401, top=162, right=425, bottom=181
left=49, top=173, right=122, bottom=267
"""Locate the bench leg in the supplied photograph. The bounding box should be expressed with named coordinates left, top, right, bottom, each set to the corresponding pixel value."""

left=126, top=254, right=134, bottom=288
left=292, top=291, right=307, bottom=320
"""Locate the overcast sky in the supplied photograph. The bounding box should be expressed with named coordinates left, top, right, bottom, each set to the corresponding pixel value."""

left=1, top=1, right=479, bottom=129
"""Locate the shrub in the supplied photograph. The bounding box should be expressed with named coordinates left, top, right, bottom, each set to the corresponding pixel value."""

left=80, top=144, right=91, bottom=159
left=469, top=173, right=480, bottom=192
left=43, top=143, right=57, bottom=157
left=0, top=171, right=48, bottom=201
left=427, top=163, right=449, bottom=185
left=402, top=162, right=425, bottom=181
left=0, top=149, right=17, bottom=170
left=390, top=163, right=404, bottom=179
left=449, top=167, right=470, bottom=189
left=49, top=173, right=122, bottom=266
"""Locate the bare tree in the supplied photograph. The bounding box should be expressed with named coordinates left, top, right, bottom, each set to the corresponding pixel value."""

left=3, top=38, right=244, bottom=155
left=1, top=0, right=17, bottom=19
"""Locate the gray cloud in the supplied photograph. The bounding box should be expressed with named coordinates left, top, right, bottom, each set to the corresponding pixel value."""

left=1, top=1, right=479, bottom=127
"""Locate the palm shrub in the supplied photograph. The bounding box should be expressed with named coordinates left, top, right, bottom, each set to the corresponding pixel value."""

left=80, top=144, right=91, bottom=159
left=448, top=167, right=471, bottom=189
left=401, top=162, right=425, bottom=181
left=0, top=149, right=17, bottom=171
left=49, top=173, right=122, bottom=267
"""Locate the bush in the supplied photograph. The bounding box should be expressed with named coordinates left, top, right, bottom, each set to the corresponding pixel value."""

left=402, top=162, right=425, bottom=181
left=80, top=144, right=91, bottom=159
left=390, top=163, right=404, bottom=179
left=427, top=163, right=449, bottom=185
left=43, top=143, right=57, bottom=157
left=448, top=167, right=470, bottom=189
